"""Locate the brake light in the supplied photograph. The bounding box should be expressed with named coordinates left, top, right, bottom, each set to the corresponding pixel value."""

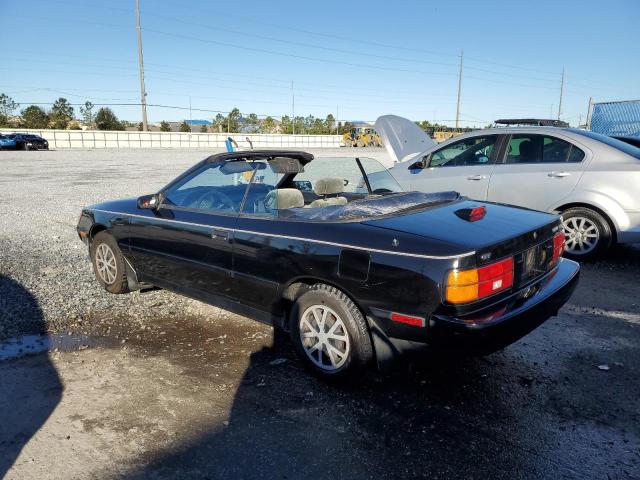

left=445, top=257, right=514, bottom=304
left=551, top=231, right=565, bottom=264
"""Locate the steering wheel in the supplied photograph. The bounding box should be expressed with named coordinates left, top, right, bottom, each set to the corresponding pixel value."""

left=192, top=190, right=235, bottom=211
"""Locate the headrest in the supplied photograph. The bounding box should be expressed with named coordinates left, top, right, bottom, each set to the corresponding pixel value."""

left=519, top=140, right=533, bottom=156
left=313, top=177, right=344, bottom=195
left=264, top=188, right=304, bottom=210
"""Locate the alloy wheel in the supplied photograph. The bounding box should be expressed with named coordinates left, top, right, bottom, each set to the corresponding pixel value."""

left=95, top=243, right=118, bottom=284
left=299, top=304, right=350, bottom=371
left=563, top=216, right=599, bottom=255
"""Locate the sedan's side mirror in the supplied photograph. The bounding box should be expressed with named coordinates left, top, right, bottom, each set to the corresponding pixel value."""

left=408, top=156, right=428, bottom=170
left=137, top=194, right=160, bottom=209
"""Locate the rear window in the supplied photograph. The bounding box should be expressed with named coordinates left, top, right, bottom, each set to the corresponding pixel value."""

left=570, top=129, right=640, bottom=160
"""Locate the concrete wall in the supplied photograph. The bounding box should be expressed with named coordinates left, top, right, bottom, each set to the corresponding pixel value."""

left=0, top=128, right=343, bottom=149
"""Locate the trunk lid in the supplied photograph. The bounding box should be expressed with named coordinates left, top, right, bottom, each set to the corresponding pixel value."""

left=375, top=114, right=437, bottom=164
left=364, top=199, right=563, bottom=291
left=362, top=200, right=558, bottom=251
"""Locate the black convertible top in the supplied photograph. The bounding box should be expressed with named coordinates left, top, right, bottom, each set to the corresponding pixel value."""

left=205, top=150, right=314, bottom=165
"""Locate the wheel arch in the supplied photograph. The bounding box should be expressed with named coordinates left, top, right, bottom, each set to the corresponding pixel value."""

left=554, top=201, right=617, bottom=243
left=279, top=276, right=365, bottom=330
left=89, top=223, right=109, bottom=242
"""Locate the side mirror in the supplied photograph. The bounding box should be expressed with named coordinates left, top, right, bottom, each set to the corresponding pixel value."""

left=409, top=154, right=430, bottom=170
left=137, top=194, right=159, bottom=209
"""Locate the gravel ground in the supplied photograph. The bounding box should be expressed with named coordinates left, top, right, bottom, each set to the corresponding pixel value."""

left=1, top=149, right=639, bottom=479
left=0, top=148, right=388, bottom=340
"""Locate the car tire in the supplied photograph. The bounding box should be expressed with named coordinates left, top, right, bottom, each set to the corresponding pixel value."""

left=290, top=284, right=373, bottom=379
left=90, top=231, right=130, bottom=294
left=561, top=207, right=612, bottom=260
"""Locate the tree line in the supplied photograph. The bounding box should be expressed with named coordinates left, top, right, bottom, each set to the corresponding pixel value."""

left=0, top=92, right=355, bottom=134
left=0, top=94, right=124, bottom=130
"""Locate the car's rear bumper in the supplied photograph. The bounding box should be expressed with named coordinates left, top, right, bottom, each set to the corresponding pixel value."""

left=427, top=258, right=579, bottom=354
left=368, top=258, right=579, bottom=365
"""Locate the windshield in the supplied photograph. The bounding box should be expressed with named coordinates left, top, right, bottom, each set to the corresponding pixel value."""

left=570, top=129, right=640, bottom=160
left=292, top=157, right=403, bottom=194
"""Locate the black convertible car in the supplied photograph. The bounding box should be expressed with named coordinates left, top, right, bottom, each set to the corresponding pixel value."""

left=77, top=151, right=579, bottom=377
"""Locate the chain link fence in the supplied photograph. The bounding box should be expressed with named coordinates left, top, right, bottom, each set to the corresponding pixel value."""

left=589, top=100, right=640, bottom=137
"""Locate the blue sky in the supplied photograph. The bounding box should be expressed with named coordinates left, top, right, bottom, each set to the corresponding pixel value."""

left=0, top=0, right=638, bottom=127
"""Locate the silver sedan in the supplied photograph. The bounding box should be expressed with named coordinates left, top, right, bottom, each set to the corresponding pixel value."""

left=377, top=116, right=640, bottom=260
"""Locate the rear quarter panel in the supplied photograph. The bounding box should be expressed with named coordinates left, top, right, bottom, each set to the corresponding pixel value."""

left=231, top=217, right=461, bottom=324
left=552, top=149, right=640, bottom=233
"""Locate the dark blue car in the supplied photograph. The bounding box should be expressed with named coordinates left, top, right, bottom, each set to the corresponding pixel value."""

left=0, top=133, right=49, bottom=150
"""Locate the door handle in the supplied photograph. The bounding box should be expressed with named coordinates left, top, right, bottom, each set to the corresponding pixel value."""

left=467, top=174, right=487, bottom=181
left=548, top=171, right=571, bottom=178
left=211, top=229, right=230, bottom=241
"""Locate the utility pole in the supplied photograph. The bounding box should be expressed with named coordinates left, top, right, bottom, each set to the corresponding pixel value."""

left=136, top=0, right=148, bottom=131
left=291, top=81, right=295, bottom=135
left=454, top=49, right=463, bottom=130
left=188, top=96, right=192, bottom=125
left=336, top=105, right=339, bottom=134
left=586, top=96, right=594, bottom=130
left=557, top=66, right=565, bottom=120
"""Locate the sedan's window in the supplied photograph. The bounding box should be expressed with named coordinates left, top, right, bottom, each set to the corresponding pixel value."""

left=506, top=134, right=584, bottom=164
left=428, top=136, right=497, bottom=168
left=162, top=162, right=254, bottom=213
left=571, top=129, right=640, bottom=160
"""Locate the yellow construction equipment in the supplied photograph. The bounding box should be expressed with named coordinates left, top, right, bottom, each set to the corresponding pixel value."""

left=432, top=130, right=464, bottom=143
left=343, top=127, right=383, bottom=147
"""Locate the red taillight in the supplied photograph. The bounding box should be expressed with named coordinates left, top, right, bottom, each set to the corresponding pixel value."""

left=446, top=257, right=514, bottom=304
left=469, top=206, right=486, bottom=222
left=552, top=232, right=565, bottom=264
left=477, top=257, right=514, bottom=297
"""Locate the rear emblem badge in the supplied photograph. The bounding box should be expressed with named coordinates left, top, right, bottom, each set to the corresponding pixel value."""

left=392, top=238, right=400, bottom=247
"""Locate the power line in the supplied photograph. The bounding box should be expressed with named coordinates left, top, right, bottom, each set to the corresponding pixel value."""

left=16, top=1, right=638, bottom=93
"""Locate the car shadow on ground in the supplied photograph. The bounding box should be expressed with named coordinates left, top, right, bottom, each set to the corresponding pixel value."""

left=0, top=275, right=63, bottom=477
left=121, top=329, right=546, bottom=480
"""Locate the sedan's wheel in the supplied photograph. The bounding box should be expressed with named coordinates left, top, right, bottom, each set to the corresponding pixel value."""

left=561, top=207, right=612, bottom=260
left=90, top=231, right=130, bottom=294
left=291, top=284, right=372, bottom=379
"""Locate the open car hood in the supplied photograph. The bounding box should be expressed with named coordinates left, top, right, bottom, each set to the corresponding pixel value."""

left=375, top=114, right=437, bottom=164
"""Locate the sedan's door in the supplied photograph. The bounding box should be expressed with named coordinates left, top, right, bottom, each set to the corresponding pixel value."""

left=487, top=133, right=588, bottom=211
left=129, top=161, right=250, bottom=299
left=391, top=134, right=500, bottom=201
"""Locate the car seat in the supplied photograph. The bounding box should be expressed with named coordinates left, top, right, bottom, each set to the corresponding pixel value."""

left=263, top=188, right=305, bottom=211
left=306, top=177, right=348, bottom=208
left=518, top=140, right=535, bottom=163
